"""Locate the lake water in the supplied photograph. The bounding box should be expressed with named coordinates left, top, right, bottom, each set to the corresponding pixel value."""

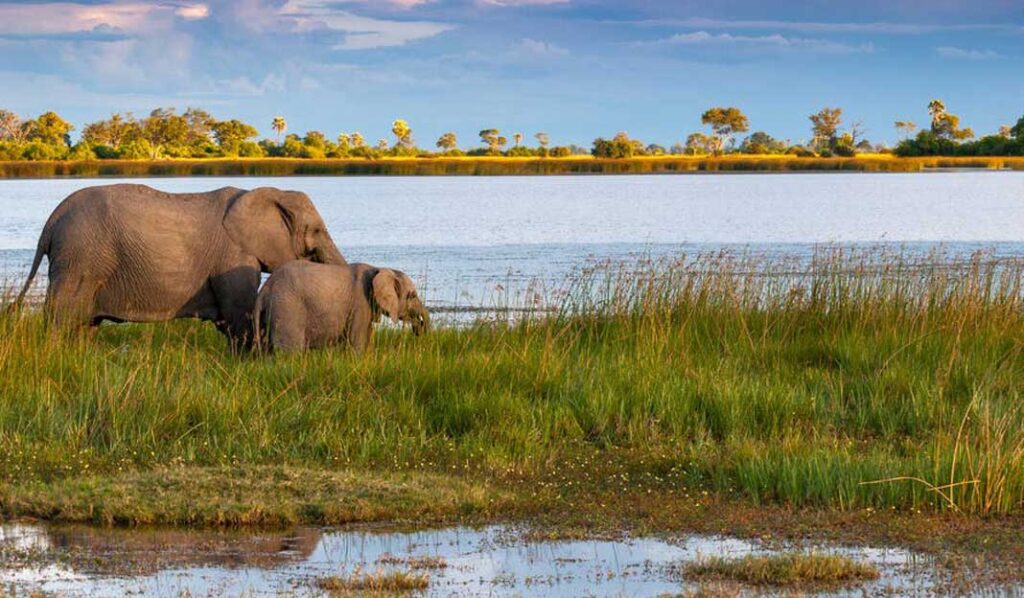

left=0, top=523, right=946, bottom=596
left=2, top=173, right=1024, bottom=311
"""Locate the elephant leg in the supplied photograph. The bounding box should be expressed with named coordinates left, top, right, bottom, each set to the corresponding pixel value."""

left=210, top=266, right=260, bottom=353
left=348, top=318, right=372, bottom=355
left=45, top=271, right=99, bottom=329
left=269, top=315, right=307, bottom=353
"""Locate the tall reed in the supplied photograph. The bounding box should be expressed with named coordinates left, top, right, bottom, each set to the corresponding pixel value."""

left=1, top=248, right=1022, bottom=514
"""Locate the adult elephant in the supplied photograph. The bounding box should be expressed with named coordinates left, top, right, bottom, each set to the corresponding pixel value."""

left=14, top=184, right=346, bottom=350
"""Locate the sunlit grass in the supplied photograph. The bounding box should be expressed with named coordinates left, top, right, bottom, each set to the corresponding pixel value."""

left=315, top=568, right=430, bottom=594
left=1, top=248, right=1023, bottom=519
left=680, top=553, right=880, bottom=589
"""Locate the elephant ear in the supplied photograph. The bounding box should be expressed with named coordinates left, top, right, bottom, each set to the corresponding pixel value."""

left=372, top=269, right=402, bottom=324
left=395, top=271, right=417, bottom=299
left=223, top=188, right=308, bottom=271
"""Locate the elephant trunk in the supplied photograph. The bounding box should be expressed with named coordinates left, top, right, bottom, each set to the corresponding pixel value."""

left=411, top=306, right=430, bottom=336
left=319, top=241, right=347, bottom=266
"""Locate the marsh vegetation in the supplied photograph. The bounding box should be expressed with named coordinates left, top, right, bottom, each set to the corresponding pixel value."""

left=678, top=552, right=880, bottom=590
left=2, top=248, right=1023, bottom=525
left=3, top=155, right=1024, bottom=179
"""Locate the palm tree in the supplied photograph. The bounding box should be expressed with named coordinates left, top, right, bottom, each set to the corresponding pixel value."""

left=272, top=116, right=287, bottom=144
left=535, top=132, right=550, bottom=156
left=513, top=132, right=523, bottom=148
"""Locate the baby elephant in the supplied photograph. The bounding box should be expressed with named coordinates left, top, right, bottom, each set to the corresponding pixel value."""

left=255, top=261, right=429, bottom=353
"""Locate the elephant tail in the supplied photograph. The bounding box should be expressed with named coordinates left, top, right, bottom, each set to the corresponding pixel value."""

left=253, top=286, right=268, bottom=353
left=10, top=224, right=50, bottom=311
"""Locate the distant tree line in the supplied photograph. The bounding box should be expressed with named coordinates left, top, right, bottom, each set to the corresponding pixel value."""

left=892, top=100, right=1024, bottom=157
left=1, top=101, right=1022, bottom=162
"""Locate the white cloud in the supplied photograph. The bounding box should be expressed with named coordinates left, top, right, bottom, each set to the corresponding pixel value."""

left=175, top=4, right=211, bottom=20
left=935, top=46, right=1004, bottom=60
left=340, top=0, right=434, bottom=7
left=623, top=17, right=1008, bottom=35
left=0, top=1, right=450, bottom=51
left=650, top=31, right=875, bottom=54
left=216, top=73, right=287, bottom=96
left=280, top=0, right=454, bottom=49
left=516, top=38, right=568, bottom=57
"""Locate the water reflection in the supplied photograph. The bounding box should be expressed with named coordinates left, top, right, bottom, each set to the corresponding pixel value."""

left=0, top=523, right=949, bottom=596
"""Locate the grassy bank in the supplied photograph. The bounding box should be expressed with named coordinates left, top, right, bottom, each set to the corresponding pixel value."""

left=1, top=249, right=1023, bottom=529
left=2, top=155, right=1023, bottom=178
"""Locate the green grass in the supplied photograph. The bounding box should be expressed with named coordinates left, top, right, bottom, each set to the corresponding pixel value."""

left=0, top=466, right=505, bottom=526
left=1, top=248, right=1023, bottom=524
left=1, top=155, right=1023, bottom=178
left=681, top=552, right=880, bottom=589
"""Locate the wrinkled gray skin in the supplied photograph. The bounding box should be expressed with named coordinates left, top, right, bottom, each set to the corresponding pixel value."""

left=15, top=184, right=346, bottom=351
left=255, top=261, right=429, bottom=354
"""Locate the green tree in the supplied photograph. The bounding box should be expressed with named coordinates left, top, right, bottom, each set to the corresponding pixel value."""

left=281, top=133, right=305, bottom=158
left=1010, top=116, right=1024, bottom=141
left=142, top=108, right=190, bottom=157
left=534, top=132, right=550, bottom=156
left=350, top=132, right=365, bottom=148
left=183, top=108, right=214, bottom=146
left=272, top=116, right=287, bottom=144
left=300, top=131, right=329, bottom=159
left=479, top=129, right=501, bottom=154
left=28, top=111, right=74, bottom=147
left=211, top=119, right=259, bottom=155
left=592, top=132, right=641, bottom=158
left=684, top=132, right=711, bottom=156
left=82, top=113, right=140, bottom=149
left=335, top=133, right=352, bottom=157
left=513, top=132, right=523, bottom=148
left=303, top=130, right=328, bottom=149
left=302, top=131, right=330, bottom=157
left=118, top=138, right=156, bottom=160
left=391, top=119, right=413, bottom=149
left=739, top=131, right=786, bottom=154
left=927, top=100, right=946, bottom=129
left=700, top=107, right=749, bottom=154
left=929, top=99, right=973, bottom=141
left=436, top=132, right=458, bottom=153
left=68, top=142, right=97, bottom=161
left=809, top=107, right=843, bottom=152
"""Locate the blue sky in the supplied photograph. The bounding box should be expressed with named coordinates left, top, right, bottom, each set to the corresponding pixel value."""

left=0, top=0, right=1022, bottom=147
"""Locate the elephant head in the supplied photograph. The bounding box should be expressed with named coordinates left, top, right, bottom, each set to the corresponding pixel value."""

left=371, top=268, right=430, bottom=336
left=223, top=188, right=345, bottom=271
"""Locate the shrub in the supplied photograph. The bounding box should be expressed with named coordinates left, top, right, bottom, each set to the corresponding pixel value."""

left=20, top=141, right=67, bottom=161
left=67, top=142, right=97, bottom=161
left=238, top=141, right=265, bottom=158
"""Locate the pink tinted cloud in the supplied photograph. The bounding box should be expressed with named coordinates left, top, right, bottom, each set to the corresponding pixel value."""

left=0, top=2, right=210, bottom=35
left=479, top=0, right=570, bottom=6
